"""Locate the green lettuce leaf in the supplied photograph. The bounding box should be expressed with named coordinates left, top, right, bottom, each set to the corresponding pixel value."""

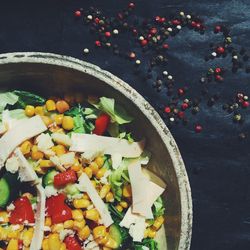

left=153, top=196, right=165, bottom=217
left=0, top=92, right=19, bottom=112
left=133, top=239, right=159, bottom=250
left=91, top=97, right=133, bottom=125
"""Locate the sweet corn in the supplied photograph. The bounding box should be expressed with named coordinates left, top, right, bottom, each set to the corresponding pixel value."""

left=45, top=217, right=52, bottom=227
left=46, top=100, right=56, bottom=111
left=93, top=226, right=107, bottom=239
left=52, top=145, right=66, bottom=156
left=20, top=140, right=32, bottom=155
left=31, top=145, right=44, bottom=160
left=72, top=209, right=84, bottom=221
left=54, top=114, right=64, bottom=125
left=95, top=234, right=109, bottom=245
left=51, top=223, right=64, bottom=233
left=84, top=167, right=93, bottom=178
left=122, top=184, right=132, bottom=198
left=71, top=159, right=81, bottom=172
left=42, top=238, right=49, bottom=250
left=115, top=205, right=123, bottom=213
left=144, top=228, right=149, bottom=238
left=0, top=211, right=9, bottom=223
left=40, top=160, right=54, bottom=168
left=103, top=247, right=112, bottom=250
left=104, top=236, right=119, bottom=249
left=82, top=193, right=90, bottom=200
left=25, top=105, right=35, bottom=117
left=41, top=116, right=53, bottom=127
left=89, top=162, right=99, bottom=175
left=148, top=228, right=156, bottom=238
left=105, top=192, right=114, bottom=203
left=96, top=168, right=107, bottom=179
left=60, top=243, right=66, bottom=250
left=63, top=220, right=74, bottom=229
left=95, top=156, right=104, bottom=168
left=120, top=201, right=128, bottom=209
left=153, top=216, right=164, bottom=230
left=56, top=100, right=70, bottom=114
left=99, top=184, right=111, bottom=199
left=7, top=230, right=19, bottom=239
left=22, top=228, right=34, bottom=247
left=48, top=233, right=61, bottom=250
left=85, top=209, right=100, bottom=221
left=7, top=239, right=18, bottom=250
left=35, top=106, right=45, bottom=116
left=62, top=116, right=74, bottom=131
left=73, top=199, right=90, bottom=209
left=0, top=226, right=8, bottom=240
left=91, top=180, right=97, bottom=188
left=78, top=225, right=90, bottom=240
left=73, top=220, right=86, bottom=230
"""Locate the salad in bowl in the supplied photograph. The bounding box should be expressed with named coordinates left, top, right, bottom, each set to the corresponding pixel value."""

left=0, top=90, right=166, bottom=250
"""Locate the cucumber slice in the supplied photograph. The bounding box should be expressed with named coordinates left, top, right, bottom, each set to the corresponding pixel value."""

left=109, top=224, right=123, bottom=249
left=64, top=184, right=80, bottom=196
left=0, top=178, right=10, bottom=208
left=42, top=169, right=58, bottom=187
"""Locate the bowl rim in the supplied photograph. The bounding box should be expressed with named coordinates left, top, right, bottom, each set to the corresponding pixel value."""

left=0, top=52, right=193, bottom=250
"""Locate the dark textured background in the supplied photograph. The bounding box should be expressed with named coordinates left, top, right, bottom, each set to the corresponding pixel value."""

left=0, top=1, right=250, bottom=249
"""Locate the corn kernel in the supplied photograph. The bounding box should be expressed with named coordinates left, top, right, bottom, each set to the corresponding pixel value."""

left=96, top=168, right=107, bottom=179
left=7, top=239, right=18, bottom=250
left=45, top=217, right=52, bottom=227
left=48, top=233, right=61, bottom=250
left=105, top=192, right=114, bottom=203
left=20, top=140, right=32, bottom=155
left=82, top=193, right=90, bottom=200
left=120, top=201, right=128, bottom=209
left=99, top=184, right=111, bottom=199
left=153, top=216, right=164, bottom=231
left=71, top=159, right=81, bottom=172
left=73, top=199, right=90, bottom=209
left=103, top=247, right=112, bottom=250
left=22, top=228, right=34, bottom=247
left=31, top=145, right=44, bottom=160
left=56, top=100, right=70, bottom=114
left=104, top=235, right=119, bottom=249
left=73, top=220, right=86, bottom=231
left=0, top=211, right=9, bottom=223
left=52, top=145, right=66, bottom=156
left=62, top=116, right=74, bottom=131
left=93, top=226, right=107, bottom=239
left=89, top=162, right=99, bottom=175
left=95, top=234, right=109, bottom=245
left=95, top=156, right=104, bottom=168
left=148, top=228, right=156, bottom=238
left=144, top=228, right=149, bottom=238
left=51, top=223, right=64, bottom=233
left=60, top=243, right=66, bottom=250
left=122, top=184, right=132, bottom=198
left=41, top=116, right=53, bottom=127
left=84, top=167, right=93, bottom=179
left=25, top=105, right=35, bottom=117
left=54, top=114, right=64, bottom=126
left=63, top=220, right=74, bottom=229
left=78, top=226, right=90, bottom=240
left=42, top=238, right=49, bottom=250
left=91, top=180, right=96, bottom=188
left=0, top=226, right=8, bottom=240
left=40, top=160, right=54, bottom=168
left=35, top=106, right=45, bottom=116
left=85, top=209, right=100, bottom=222
left=115, top=205, right=123, bottom=213
left=46, top=100, right=56, bottom=111
left=72, top=209, right=84, bottom=222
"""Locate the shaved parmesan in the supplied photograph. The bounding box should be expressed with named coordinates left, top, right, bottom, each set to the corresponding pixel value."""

left=81, top=150, right=103, bottom=164
left=59, top=152, right=75, bottom=168
left=30, top=184, right=46, bottom=250
left=5, top=155, right=19, bottom=173
left=50, top=156, right=66, bottom=172
left=36, top=133, right=54, bottom=152
left=51, top=133, right=72, bottom=147
left=0, top=116, right=47, bottom=167
left=111, top=154, right=123, bottom=169
left=119, top=207, right=146, bottom=243
left=13, top=148, right=38, bottom=183
left=128, top=161, right=165, bottom=219
left=70, top=133, right=144, bottom=158
left=78, top=173, right=113, bottom=227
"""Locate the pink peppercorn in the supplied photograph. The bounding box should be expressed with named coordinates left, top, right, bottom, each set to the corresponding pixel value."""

left=181, top=103, right=189, bottom=110
left=164, top=107, right=171, bottom=113
left=242, top=101, right=249, bottom=108
left=216, top=46, right=225, bottom=54
left=74, top=10, right=81, bottom=17
left=195, top=125, right=203, bottom=133
left=140, top=39, right=148, bottom=46
left=95, top=40, right=101, bottom=47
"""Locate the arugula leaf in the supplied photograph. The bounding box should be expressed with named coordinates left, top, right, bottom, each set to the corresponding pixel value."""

left=91, top=97, right=133, bottom=125
left=153, top=197, right=165, bottom=217
left=133, top=239, right=159, bottom=250
left=108, top=204, right=124, bottom=221
left=13, top=90, right=45, bottom=108
left=0, top=92, right=19, bottom=112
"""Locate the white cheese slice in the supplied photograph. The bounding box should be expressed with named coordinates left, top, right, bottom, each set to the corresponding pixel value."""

left=51, top=133, right=72, bottom=147
left=111, top=153, right=123, bottom=169
left=0, top=115, right=47, bottom=168
left=13, top=148, right=38, bottom=183
left=30, top=184, right=46, bottom=250
left=36, top=133, right=54, bottom=152
left=5, top=155, right=19, bottom=173
left=78, top=173, right=113, bottom=227
left=119, top=207, right=146, bottom=243
left=81, top=150, right=103, bottom=164
left=69, top=133, right=144, bottom=158
left=128, top=161, right=165, bottom=219
left=59, top=152, right=75, bottom=168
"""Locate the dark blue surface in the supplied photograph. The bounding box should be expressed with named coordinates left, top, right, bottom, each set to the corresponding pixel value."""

left=0, top=1, right=250, bottom=249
